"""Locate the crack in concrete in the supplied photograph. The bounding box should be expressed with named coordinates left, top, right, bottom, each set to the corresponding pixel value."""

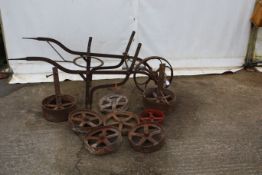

left=73, top=141, right=85, bottom=175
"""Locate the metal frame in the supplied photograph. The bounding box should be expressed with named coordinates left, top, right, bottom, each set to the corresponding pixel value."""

left=10, top=31, right=149, bottom=109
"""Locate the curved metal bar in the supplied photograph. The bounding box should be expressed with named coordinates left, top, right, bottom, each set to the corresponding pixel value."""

left=89, top=72, right=131, bottom=108
left=23, top=37, right=129, bottom=59
left=23, top=37, right=85, bottom=56
left=89, top=43, right=142, bottom=107
left=10, top=57, right=86, bottom=74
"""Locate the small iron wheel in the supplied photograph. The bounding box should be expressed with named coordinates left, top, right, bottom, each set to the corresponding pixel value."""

left=140, top=109, right=165, bottom=124
left=144, top=88, right=175, bottom=105
left=128, top=123, right=165, bottom=153
left=133, top=56, right=173, bottom=92
left=43, top=95, right=75, bottom=110
left=83, top=126, right=122, bottom=155
left=42, top=94, right=76, bottom=122
left=68, top=109, right=102, bottom=134
left=99, top=94, right=128, bottom=113
left=103, top=111, right=139, bottom=136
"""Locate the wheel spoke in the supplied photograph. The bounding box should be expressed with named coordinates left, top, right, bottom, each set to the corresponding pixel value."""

left=123, top=115, right=133, bottom=122
left=144, top=125, right=149, bottom=135
left=107, top=133, right=119, bottom=139
left=147, top=137, right=157, bottom=145
left=103, top=138, right=112, bottom=146
left=150, top=130, right=161, bottom=137
left=130, top=132, right=144, bottom=137
left=72, top=117, right=83, bottom=122
left=118, top=123, right=123, bottom=131
left=123, top=122, right=135, bottom=128
left=87, top=136, right=100, bottom=141
left=61, top=102, right=73, bottom=107
left=45, top=104, right=57, bottom=108
left=137, top=137, right=146, bottom=145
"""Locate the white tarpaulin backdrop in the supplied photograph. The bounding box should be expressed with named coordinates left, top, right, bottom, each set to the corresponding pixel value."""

left=0, top=0, right=256, bottom=83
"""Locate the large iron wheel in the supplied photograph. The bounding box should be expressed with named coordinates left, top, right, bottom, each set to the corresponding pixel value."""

left=133, top=56, right=173, bottom=92
left=84, top=126, right=122, bottom=155
left=128, top=123, right=165, bottom=153
left=103, top=111, right=139, bottom=136
left=68, top=109, right=103, bottom=134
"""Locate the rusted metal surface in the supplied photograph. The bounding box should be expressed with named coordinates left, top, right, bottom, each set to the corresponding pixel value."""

left=0, top=72, right=9, bottom=79
left=141, top=62, right=175, bottom=111
left=42, top=67, right=76, bottom=122
left=128, top=123, right=165, bottom=153
left=83, top=126, right=122, bottom=155
left=103, top=111, right=139, bottom=136
left=133, top=56, right=173, bottom=92
left=68, top=109, right=103, bottom=134
left=140, top=109, right=165, bottom=124
left=42, top=95, right=76, bottom=122
left=10, top=31, right=174, bottom=110
left=143, top=88, right=175, bottom=111
left=99, top=94, right=128, bottom=113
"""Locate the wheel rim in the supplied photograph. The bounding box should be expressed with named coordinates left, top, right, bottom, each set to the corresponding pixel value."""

left=68, top=109, right=102, bottom=134
left=99, top=94, right=128, bottom=113
left=42, top=95, right=76, bottom=110
left=84, top=126, right=122, bottom=155
left=128, top=123, right=165, bottom=153
left=103, top=111, right=139, bottom=136
left=140, top=109, right=165, bottom=124
left=133, top=56, right=173, bottom=92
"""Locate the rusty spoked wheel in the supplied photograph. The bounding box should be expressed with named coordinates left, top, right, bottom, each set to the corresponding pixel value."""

left=128, top=123, right=165, bottom=153
left=99, top=94, right=128, bottom=113
left=144, top=88, right=175, bottom=105
left=43, top=95, right=76, bottom=110
left=133, top=56, right=173, bottom=92
left=140, top=109, right=165, bottom=124
left=42, top=95, right=76, bottom=122
left=84, top=126, right=122, bottom=155
left=103, top=111, right=139, bottom=136
left=68, top=109, right=102, bottom=134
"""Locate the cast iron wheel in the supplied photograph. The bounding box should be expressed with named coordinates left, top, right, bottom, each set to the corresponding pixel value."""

left=103, top=111, right=139, bottom=136
left=143, top=88, right=175, bottom=105
left=128, top=123, right=165, bottom=153
left=133, top=56, right=173, bottom=92
left=84, top=126, right=122, bottom=155
left=68, top=109, right=103, bottom=134
left=99, top=94, right=128, bottom=113
left=140, top=109, right=165, bottom=124
left=42, top=94, right=77, bottom=122
left=43, top=95, right=75, bottom=110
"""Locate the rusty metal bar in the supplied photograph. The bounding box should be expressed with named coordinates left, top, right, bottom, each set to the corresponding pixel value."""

left=10, top=31, right=174, bottom=110
left=52, top=67, right=62, bottom=105
left=85, top=37, right=92, bottom=109
left=88, top=43, right=142, bottom=108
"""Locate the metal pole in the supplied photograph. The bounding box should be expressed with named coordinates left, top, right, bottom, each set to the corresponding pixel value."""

left=85, top=37, right=92, bottom=109
left=52, top=67, right=62, bottom=105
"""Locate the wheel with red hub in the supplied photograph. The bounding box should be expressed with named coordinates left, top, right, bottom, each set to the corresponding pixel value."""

left=99, top=94, right=128, bottom=113
left=68, top=109, right=103, bottom=134
left=140, top=109, right=165, bottom=124
left=128, top=123, right=165, bottom=153
left=83, top=126, right=122, bottom=155
left=103, top=111, right=139, bottom=136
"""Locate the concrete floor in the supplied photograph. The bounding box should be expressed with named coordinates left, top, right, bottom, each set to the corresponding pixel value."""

left=0, top=70, right=261, bottom=175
